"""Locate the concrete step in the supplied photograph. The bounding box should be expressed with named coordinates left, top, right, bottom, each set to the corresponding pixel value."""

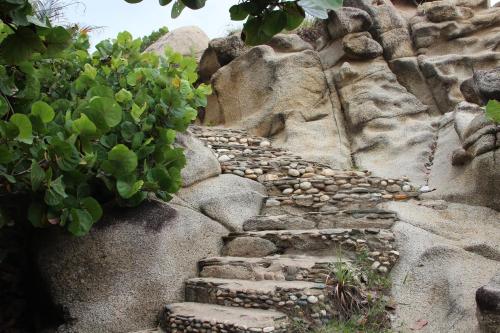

left=184, top=278, right=332, bottom=324
left=199, top=255, right=344, bottom=283
left=159, top=302, right=289, bottom=333
left=223, top=229, right=398, bottom=273
left=243, top=209, right=397, bottom=231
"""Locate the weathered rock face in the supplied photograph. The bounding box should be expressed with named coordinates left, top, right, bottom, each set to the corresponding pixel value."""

left=34, top=132, right=269, bottom=332
left=426, top=102, right=500, bottom=210
left=331, top=59, right=434, bottom=183
left=145, top=26, right=209, bottom=60
left=177, top=174, right=266, bottom=231
left=476, top=271, right=500, bottom=332
left=409, top=0, right=500, bottom=113
left=201, top=1, right=500, bottom=201
left=198, top=35, right=248, bottom=83
left=176, top=131, right=221, bottom=187
left=387, top=200, right=500, bottom=333
left=205, top=45, right=352, bottom=169
left=37, top=201, right=228, bottom=333
left=344, top=0, right=415, bottom=60
left=461, top=67, right=500, bottom=106
left=342, top=32, right=383, bottom=59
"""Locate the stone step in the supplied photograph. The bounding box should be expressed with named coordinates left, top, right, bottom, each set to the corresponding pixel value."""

left=184, top=278, right=332, bottom=324
left=223, top=229, right=398, bottom=273
left=199, top=255, right=344, bottom=283
left=159, top=302, right=289, bottom=333
left=243, top=210, right=397, bottom=231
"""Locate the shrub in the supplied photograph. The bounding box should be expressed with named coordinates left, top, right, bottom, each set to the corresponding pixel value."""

left=140, top=26, right=169, bottom=52
left=0, top=0, right=211, bottom=236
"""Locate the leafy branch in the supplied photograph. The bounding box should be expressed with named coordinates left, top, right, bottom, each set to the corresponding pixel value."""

left=124, top=0, right=344, bottom=45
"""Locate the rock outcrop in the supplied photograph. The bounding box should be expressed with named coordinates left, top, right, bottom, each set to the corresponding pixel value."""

left=201, top=0, right=500, bottom=208
left=37, top=201, right=228, bottom=333
left=145, top=26, right=209, bottom=60
left=205, top=46, right=352, bottom=169
left=35, top=1, right=500, bottom=331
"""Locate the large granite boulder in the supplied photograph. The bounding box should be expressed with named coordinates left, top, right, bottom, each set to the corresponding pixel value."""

left=198, top=35, right=248, bottom=83
left=144, top=26, right=209, bottom=60
left=37, top=201, right=228, bottom=333
left=176, top=131, right=221, bottom=187
left=204, top=45, right=352, bottom=169
left=177, top=174, right=266, bottom=232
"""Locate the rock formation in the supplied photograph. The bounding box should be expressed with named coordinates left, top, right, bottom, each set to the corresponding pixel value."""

left=200, top=0, right=500, bottom=210
left=34, top=1, right=500, bottom=332
left=145, top=26, right=209, bottom=60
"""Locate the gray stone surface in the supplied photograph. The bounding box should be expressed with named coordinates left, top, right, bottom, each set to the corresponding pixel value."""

left=332, top=60, right=433, bottom=183
left=36, top=201, right=228, bottom=333
left=176, top=131, right=221, bottom=187
left=391, top=221, right=499, bottom=333
left=177, top=174, right=266, bottom=231
left=205, top=46, right=352, bottom=169
left=327, top=7, right=373, bottom=40
left=342, top=32, right=383, bottom=59
left=267, top=34, right=313, bottom=53
left=223, top=237, right=278, bottom=257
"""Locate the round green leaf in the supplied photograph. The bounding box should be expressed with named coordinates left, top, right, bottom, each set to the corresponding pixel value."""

left=31, top=101, right=55, bottom=123
left=486, top=100, right=500, bottom=123
left=171, top=0, right=186, bottom=18
left=115, top=88, right=133, bottom=103
left=284, top=3, right=306, bottom=30
left=0, top=95, right=9, bottom=117
left=28, top=202, right=46, bottom=228
left=88, top=97, right=123, bottom=128
left=230, top=4, right=249, bottom=21
left=80, top=197, right=103, bottom=223
left=68, top=208, right=94, bottom=236
left=10, top=113, right=33, bottom=144
left=262, top=10, right=288, bottom=37
left=181, top=0, right=206, bottom=9
left=116, top=179, right=144, bottom=199
left=31, top=160, right=45, bottom=191
left=72, top=114, right=97, bottom=136
left=103, top=144, right=138, bottom=177
left=0, top=145, right=13, bottom=164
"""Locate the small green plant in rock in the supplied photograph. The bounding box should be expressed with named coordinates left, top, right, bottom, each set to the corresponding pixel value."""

left=326, top=260, right=364, bottom=320
left=485, top=100, right=500, bottom=123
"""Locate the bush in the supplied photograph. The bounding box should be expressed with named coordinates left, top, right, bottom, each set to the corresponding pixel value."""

left=140, top=26, right=169, bottom=52
left=0, top=0, right=211, bottom=236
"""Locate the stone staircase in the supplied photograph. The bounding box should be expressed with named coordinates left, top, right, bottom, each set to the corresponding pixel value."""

left=157, top=126, right=416, bottom=333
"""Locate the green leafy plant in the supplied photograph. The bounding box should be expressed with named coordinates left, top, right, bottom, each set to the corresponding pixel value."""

left=0, top=0, right=211, bottom=236
left=326, top=261, right=363, bottom=319
left=140, top=26, right=169, bottom=52
left=485, top=99, right=500, bottom=123
left=124, top=0, right=344, bottom=45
